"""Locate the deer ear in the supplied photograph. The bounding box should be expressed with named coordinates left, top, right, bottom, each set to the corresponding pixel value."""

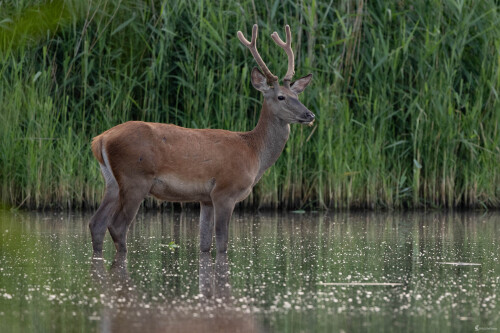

left=290, top=74, right=312, bottom=94
left=251, top=67, right=270, bottom=92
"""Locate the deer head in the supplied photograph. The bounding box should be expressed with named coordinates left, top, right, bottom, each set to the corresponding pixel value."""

left=237, top=24, right=315, bottom=125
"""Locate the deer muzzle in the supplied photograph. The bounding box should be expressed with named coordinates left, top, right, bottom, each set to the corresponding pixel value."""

left=299, top=111, right=315, bottom=125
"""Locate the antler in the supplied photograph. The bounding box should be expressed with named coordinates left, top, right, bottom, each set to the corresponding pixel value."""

left=271, top=25, right=295, bottom=87
left=237, top=24, right=278, bottom=84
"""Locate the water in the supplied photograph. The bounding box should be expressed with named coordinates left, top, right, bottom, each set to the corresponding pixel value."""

left=1, top=210, right=499, bottom=332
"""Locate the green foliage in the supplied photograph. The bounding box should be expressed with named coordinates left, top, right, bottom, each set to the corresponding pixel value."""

left=0, top=0, right=498, bottom=209
left=163, top=241, right=180, bottom=251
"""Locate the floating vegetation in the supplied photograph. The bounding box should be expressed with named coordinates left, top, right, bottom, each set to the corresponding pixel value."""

left=438, top=262, right=481, bottom=266
left=318, top=282, right=403, bottom=287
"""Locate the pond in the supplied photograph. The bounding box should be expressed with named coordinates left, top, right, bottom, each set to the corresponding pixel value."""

left=0, top=209, right=499, bottom=332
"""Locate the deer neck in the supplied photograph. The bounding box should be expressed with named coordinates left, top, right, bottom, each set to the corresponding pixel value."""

left=246, top=100, right=290, bottom=182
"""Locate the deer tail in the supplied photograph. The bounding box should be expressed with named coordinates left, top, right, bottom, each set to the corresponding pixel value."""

left=91, top=135, right=105, bottom=165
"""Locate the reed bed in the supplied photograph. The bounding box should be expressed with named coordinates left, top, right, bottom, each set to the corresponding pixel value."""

left=0, top=0, right=498, bottom=210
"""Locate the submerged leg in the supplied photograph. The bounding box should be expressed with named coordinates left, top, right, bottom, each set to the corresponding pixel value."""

left=107, top=203, right=142, bottom=253
left=107, top=180, right=150, bottom=253
left=89, top=185, right=119, bottom=255
left=199, top=201, right=214, bottom=252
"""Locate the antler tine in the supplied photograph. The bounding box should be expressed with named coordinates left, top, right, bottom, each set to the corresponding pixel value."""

left=271, top=25, right=295, bottom=86
left=237, top=24, right=278, bottom=84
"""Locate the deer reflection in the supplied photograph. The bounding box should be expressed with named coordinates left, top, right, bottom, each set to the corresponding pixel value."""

left=198, top=252, right=231, bottom=300
left=90, top=253, right=261, bottom=333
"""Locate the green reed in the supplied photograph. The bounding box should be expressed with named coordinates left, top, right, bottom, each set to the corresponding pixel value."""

left=0, top=0, right=498, bottom=209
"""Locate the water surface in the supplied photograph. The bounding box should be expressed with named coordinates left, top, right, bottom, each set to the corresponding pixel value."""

left=1, top=210, right=499, bottom=332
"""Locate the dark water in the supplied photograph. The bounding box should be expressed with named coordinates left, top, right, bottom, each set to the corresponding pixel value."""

left=1, top=210, right=499, bottom=332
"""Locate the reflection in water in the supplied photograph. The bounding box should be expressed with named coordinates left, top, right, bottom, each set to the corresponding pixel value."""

left=1, top=210, right=499, bottom=332
left=199, top=252, right=231, bottom=300
left=90, top=253, right=261, bottom=333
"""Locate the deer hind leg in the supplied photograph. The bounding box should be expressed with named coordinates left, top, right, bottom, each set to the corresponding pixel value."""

left=90, top=162, right=120, bottom=255
left=199, top=201, right=214, bottom=252
left=89, top=184, right=119, bottom=255
left=107, top=176, right=152, bottom=253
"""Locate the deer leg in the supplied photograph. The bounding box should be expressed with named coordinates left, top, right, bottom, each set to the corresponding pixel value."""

left=107, top=178, right=151, bottom=253
left=107, top=197, right=143, bottom=253
left=199, top=202, right=214, bottom=252
left=89, top=185, right=119, bottom=255
left=213, top=199, right=235, bottom=253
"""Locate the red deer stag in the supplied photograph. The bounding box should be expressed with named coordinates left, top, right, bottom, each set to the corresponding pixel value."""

left=89, top=24, right=314, bottom=255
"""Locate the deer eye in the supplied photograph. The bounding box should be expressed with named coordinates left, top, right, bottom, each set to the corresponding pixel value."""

left=278, top=96, right=285, bottom=101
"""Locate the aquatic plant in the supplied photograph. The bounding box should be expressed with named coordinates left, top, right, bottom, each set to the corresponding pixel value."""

left=0, top=0, right=498, bottom=209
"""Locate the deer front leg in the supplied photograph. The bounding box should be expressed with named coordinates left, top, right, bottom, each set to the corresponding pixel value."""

left=199, top=202, right=214, bottom=252
left=213, top=199, right=235, bottom=253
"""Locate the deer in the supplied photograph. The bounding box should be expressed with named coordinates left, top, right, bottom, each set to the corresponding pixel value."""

left=89, top=24, right=314, bottom=256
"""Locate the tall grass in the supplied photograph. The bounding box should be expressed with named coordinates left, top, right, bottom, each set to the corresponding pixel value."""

left=0, top=0, right=498, bottom=210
